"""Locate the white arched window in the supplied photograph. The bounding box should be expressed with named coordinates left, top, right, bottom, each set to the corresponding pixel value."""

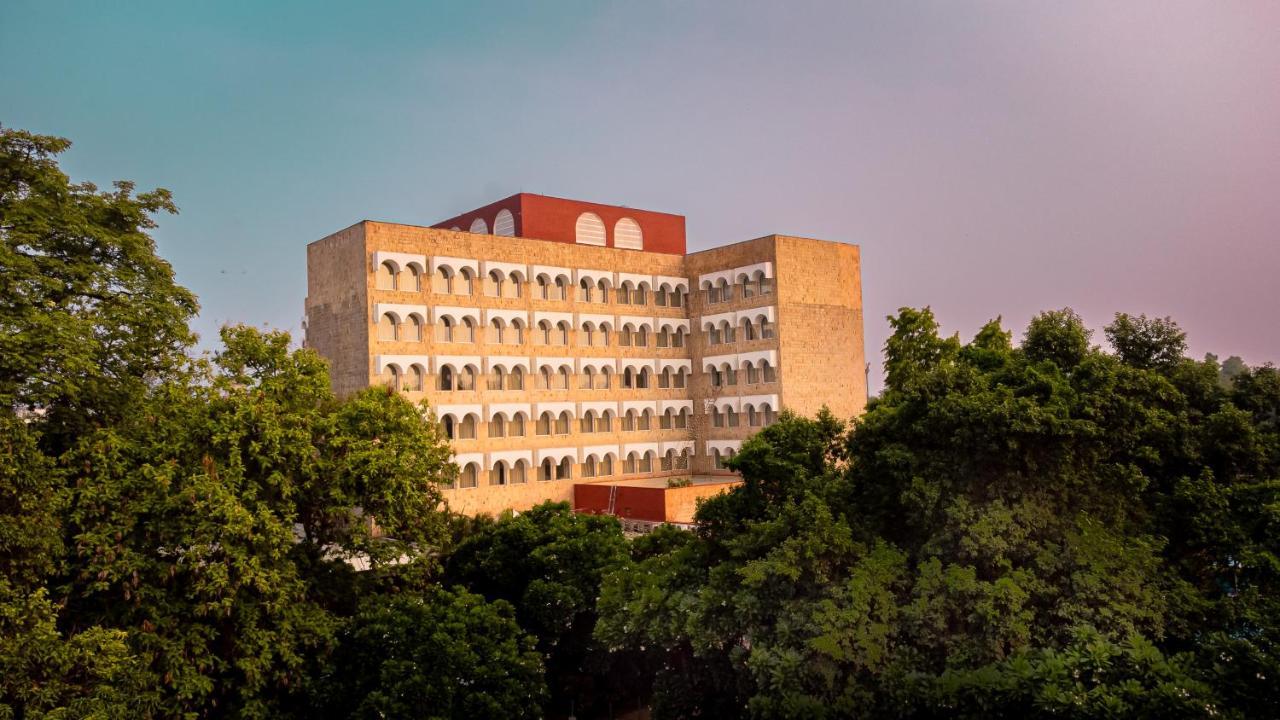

left=376, top=261, right=398, bottom=290
left=614, top=217, right=642, bottom=250
left=469, top=217, right=488, bottom=234
left=493, top=209, right=515, bottom=237
left=575, top=212, right=606, bottom=246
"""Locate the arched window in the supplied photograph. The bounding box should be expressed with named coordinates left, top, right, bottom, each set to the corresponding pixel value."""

left=433, top=267, right=452, bottom=294
left=511, top=460, right=527, bottom=484
left=509, top=319, right=525, bottom=345
left=540, top=458, right=554, bottom=482
left=579, top=278, right=593, bottom=303
left=487, top=270, right=504, bottom=297
left=623, top=367, right=635, bottom=389
left=614, top=217, right=643, bottom=250
left=763, top=361, right=777, bottom=383
left=712, top=407, right=724, bottom=428
left=657, top=328, right=670, bottom=348
left=459, top=317, right=476, bottom=343
left=489, top=318, right=504, bottom=344
left=378, top=313, right=398, bottom=341
left=661, top=409, right=674, bottom=429
left=489, top=462, right=507, bottom=486
left=581, top=411, right=597, bottom=434
left=537, top=412, right=553, bottom=436
left=556, top=321, right=570, bottom=345
left=676, top=407, right=690, bottom=429
left=539, top=366, right=554, bottom=389
left=510, top=412, right=526, bottom=436
left=760, top=317, right=774, bottom=339
left=661, top=449, right=675, bottom=471
left=438, top=365, right=454, bottom=391
left=537, top=321, right=552, bottom=345
left=632, top=284, right=648, bottom=306
left=658, top=368, right=672, bottom=389
left=554, top=276, right=569, bottom=300
left=436, top=317, right=454, bottom=343
left=384, top=364, right=401, bottom=390
left=762, top=404, right=777, bottom=426
left=637, top=367, right=651, bottom=389
left=407, top=364, right=424, bottom=391
left=537, top=276, right=551, bottom=300
left=599, top=323, right=612, bottom=347
left=598, top=367, right=612, bottom=389
left=407, top=315, right=423, bottom=341
left=458, top=414, right=477, bottom=439
left=376, top=261, right=398, bottom=290
left=740, top=274, right=754, bottom=299
left=741, top=318, right=755, bottom=341
left=509, top=366, right=525, bottom=390
left=595, top=411, right=612, bottom=432
left=638, top=409, right=652, bottom=431
left=633, top=325, right=647, bottom=347
left=489, top=413, right=506, bottom=437
left=457, top=365, right=477, bottom=391
left=638, top=451, right=653, bottom=473
left=717, top=278, right=731, bottom=304
left=556, top=366, right=571, bottom=389
left=746, top=404, right=759, bottom=427
left=655, top=286, right=668, bottom=307
left=622, top=410, right=636, bottom=432
left=722, top=363, right=737, bottom=386
left=458, top=268, right=475, bottom=296
left=488, top=367, right=504, bottom=390
left=708, top=324, right=722, bottom=345
left=671, top=287, right=684, bottom=308
left=619, top=324, right=633, bottom=347
left=508, top=271, right=523, bottom=298
left=459, top=462, right=479, bottom=488
left=575, top=212, right=606, bottom=246
left=555, top=411, right=568, bottom=435
left=673, top=327, right=687, bottom=348
left=493, top=209, right=515, bottom=236
left=582, top=456, right=598, bottom=478
left=721, top=320, right=735, bottom=344
left=581, top=323, right=596, bottom=347
left=746, top=361, right=760, bottom=384
left=557, top=457, right=573, bottom=480
left=580, top=367, right=595, bottom=390
left=442, top=415, right=456, bottom=439
left=596, top=279, right=610, bottom=303
left=469, top=217, right=488, bottom=234
left=757, top=271, right=773, bottom=295
left=675, top=368, right=688, bottom=389
left=405, top=265, right=421, bottom=291
left=617, top=282, right=631, bottom=305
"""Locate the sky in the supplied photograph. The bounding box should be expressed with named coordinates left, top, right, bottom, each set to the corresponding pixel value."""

left=4, top=1, right=1278, bottom=393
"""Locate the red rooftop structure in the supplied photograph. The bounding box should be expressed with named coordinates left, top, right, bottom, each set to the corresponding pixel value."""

left=432, top=192, right=687, bottom=255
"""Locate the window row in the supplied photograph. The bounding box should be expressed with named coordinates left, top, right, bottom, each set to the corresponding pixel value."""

left=378, top=314, right=690, bottom=348
left=708, top=361, right=778, bottom=387
left=378, top=263, right=686, bottom=307
left=451, top=448, right=693, bottom=490
left=710, top=403, right=778, bottom=428
left=382, top=364, right=697, bottom=392
left=440, top=407, right=694, bottom=440
left=705, top=317, right=775, bottom=346
left=702, top=271, right=773, bottom=305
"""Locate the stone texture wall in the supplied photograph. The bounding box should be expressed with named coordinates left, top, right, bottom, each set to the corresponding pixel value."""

left=304, top=223, right=370, bottom=398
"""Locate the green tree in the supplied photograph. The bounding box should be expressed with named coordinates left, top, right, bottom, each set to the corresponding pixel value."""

left=0, top=127, right=197, bottom=446
left=1022, top=307, right=1091, bottom=369
left=444, top=502, right=630, bottom=718
left=319, top=587, right=546, bottom=719
left=1105, top=313, right=1188, bottom=370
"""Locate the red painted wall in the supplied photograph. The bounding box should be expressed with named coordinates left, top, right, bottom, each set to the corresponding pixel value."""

left=574, top=484, right=668, bottom=522
left=433, top=193, right=686, bottom=255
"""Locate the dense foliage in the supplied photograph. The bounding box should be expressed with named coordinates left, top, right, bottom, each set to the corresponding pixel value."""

left=597, top=307, right=1279, bottom=718
left=4, top=126, right=1277, bottom=718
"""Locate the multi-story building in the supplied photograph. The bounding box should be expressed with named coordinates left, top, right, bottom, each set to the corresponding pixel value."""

left=304, top=193, right=866, bottom=520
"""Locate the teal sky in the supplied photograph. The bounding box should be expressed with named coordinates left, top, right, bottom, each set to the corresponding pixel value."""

left=4, top=1, right=1278, bottom=391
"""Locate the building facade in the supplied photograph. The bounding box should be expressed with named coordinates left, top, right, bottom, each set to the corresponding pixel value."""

left=304, top=193, right=866, bottom=517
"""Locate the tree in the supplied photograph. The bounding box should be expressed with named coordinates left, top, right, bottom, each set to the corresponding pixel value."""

left=319, top=587, right=546, bottom=719
left=56, top=326, right=455, bottom=717
left=0, top=127, right=197, bottom=445
left=444, top=502, right=630, bottom=718
left=1105, top=313, right=1188, bottom=370
left=1021, top=308, right=1091, bottom=369
left=597, top=308, right=1279, bottom=718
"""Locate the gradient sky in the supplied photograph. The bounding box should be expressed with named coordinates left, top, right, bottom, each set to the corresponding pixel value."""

left=4, top=1, right=1278, bottom=393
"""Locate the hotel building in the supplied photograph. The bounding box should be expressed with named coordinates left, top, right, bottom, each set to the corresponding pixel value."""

left=304, top=193, right=866, bottom=522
